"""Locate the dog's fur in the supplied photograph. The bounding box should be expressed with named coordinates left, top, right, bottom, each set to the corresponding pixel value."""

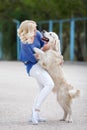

left=34, top=31, right=80, bottom=123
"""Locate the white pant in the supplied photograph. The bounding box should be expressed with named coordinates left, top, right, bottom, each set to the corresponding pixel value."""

left=30, top=63, right=54, bottom=110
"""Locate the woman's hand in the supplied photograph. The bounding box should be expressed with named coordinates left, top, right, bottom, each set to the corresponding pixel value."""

left=41, top=43, right=50, bottom=51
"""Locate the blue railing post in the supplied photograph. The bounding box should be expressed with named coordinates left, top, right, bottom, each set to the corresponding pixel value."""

left=49, top=20, right=53, bottom=32
left=13, top=19, right=20, bottom=60
left=70, top=18, right=75, bottom=61
left=0, top=32, right=3, bottom=59
left=59, top=20, right=63, bottom=51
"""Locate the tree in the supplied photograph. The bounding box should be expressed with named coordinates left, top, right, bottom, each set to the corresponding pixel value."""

left=0, top=0, right=87, bottom=60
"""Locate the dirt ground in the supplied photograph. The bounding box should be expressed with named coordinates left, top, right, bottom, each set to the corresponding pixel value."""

left=0, top=61, right=87, bottom=130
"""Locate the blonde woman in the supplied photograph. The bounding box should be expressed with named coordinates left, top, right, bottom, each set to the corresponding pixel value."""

left=17, top=20, right=54, bottom=125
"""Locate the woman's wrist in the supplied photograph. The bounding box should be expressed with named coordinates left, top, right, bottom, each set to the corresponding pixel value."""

left=41, top=44, right=50, bottom=51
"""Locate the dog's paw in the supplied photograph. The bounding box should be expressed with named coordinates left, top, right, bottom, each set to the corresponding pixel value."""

left=67, top=118, right=73, bottom=123
left=34, top=47, right=44, bottom=55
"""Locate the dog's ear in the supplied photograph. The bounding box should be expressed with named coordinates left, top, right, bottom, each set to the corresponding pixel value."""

left=54, top=39, right=61, bottom=54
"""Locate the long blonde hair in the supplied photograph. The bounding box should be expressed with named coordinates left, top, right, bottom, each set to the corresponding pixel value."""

left=17, top=20, right=37, bottom=44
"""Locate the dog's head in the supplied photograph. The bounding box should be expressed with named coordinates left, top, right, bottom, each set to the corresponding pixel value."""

left=42, top=30, right=61, bottom=54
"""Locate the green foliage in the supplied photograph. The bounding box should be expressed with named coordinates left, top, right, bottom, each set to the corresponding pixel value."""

left=0, top=19, right=16, bottom=60
left=0, top=0, right=87, bottom=60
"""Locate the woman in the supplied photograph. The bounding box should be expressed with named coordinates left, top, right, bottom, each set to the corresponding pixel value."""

left=17, top=20, right=54, bottom=125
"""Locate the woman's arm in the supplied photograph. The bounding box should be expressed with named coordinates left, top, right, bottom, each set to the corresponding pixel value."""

left=41, top=43, right=50, bottom=51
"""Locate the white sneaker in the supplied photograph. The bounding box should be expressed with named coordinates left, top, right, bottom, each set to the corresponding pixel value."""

left=29, top=110, right=46, bottom=124
left=29, top=116, right=46, bottom=123
left=31, top=110, right=39, bottom=125
left=37, top=115, right=46, bottom=122
left=31, top=117, right=38, bottom=125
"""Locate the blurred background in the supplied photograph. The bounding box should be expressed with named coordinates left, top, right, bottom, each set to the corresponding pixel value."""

left=0, top=0, right=87, bottom=61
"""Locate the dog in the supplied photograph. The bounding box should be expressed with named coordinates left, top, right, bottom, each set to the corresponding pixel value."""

left=34, top=31, right=80, bottom=123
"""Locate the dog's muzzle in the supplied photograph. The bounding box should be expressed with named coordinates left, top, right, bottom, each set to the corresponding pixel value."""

left=41, top=37, right=49, bottom=42
left=41, top=30, right=49, bottom=42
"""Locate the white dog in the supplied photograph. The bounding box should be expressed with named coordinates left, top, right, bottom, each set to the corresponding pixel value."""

left=34, top=31, right=80, bottom=123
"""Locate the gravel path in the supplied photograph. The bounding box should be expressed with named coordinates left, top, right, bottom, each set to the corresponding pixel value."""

left=0, top=61, right=87, bottom=130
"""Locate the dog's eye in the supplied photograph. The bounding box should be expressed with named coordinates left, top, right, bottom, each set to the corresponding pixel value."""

left=50, top=33, right=52, bottom=36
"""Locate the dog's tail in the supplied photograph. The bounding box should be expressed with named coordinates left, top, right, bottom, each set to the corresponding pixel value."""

left=69, top=89, right=80, bottom=98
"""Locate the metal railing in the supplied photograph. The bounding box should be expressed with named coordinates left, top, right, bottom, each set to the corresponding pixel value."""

left=38, top=17, right=87, bottom=61
left=11, top=17, right=87, bottom=61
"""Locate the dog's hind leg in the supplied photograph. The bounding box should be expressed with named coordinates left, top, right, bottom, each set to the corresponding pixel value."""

left=57, top=96, right=68, bottom=121
left=58, top=101, right=73, bottom=123
left=63, top=103, right=73, bottom=123
left=57, top=100, right=68, bottom=121
left=67, top=106, right=73, bottom=123
left=59, top=108, right=67, bottom=121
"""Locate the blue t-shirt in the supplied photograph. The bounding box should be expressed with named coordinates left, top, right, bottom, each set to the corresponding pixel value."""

left=20, top=30, right=44, bottom=74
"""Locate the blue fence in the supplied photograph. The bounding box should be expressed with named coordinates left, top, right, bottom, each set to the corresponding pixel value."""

left=12, top=17, right=87, bottom=61
left=13, top=19, right=20, bottom=60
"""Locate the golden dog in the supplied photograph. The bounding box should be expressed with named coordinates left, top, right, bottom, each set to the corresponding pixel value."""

left=34, top=31, right=80, bottom=123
